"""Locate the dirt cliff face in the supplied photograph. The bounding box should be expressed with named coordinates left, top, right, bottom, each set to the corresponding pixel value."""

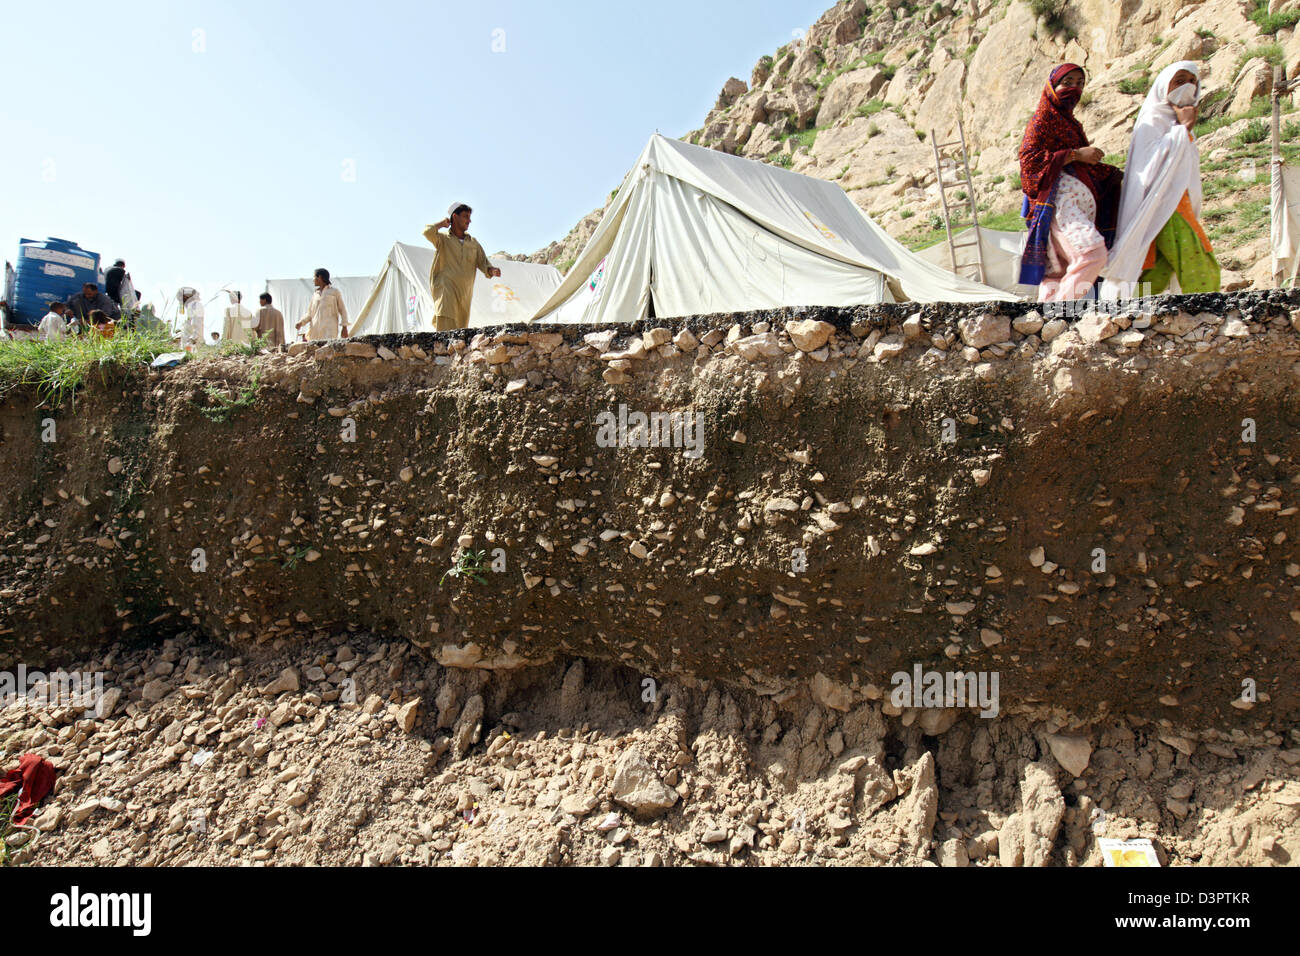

left=6, top=292, right=1300, bottom=868
left=3, top=291, right=1300, bottom=742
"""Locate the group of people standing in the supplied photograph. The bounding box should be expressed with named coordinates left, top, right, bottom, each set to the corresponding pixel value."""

left=175, top=268, right=347, bottom=351
left=1019, top=60, right=1220, bottom=301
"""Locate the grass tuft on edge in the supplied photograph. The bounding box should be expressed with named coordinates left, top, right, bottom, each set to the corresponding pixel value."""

left=0, top=325, right=176, bottom=409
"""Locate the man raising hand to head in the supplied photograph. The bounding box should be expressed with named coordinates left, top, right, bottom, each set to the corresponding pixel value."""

left=423, top=202, right=501, bottom=332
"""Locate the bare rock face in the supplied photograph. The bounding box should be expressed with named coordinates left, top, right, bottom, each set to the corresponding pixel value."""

left=810, top=671, right=853, bottom=711
left=815, top=67, right=890, bottom=127
left=452, top=694, right=485, bottom=758
left=998, top=761, right=1065, bottom=867
left=1046, top=734, right=1093, bottom=778
left=765, top=81, right=821, bottom=131
left=913, top=59, right=967, bottom=147
left=897, top=751, right=938, bottom=854
left=611, top=749, right=679, bottom=819
left=1229, top=58, right=1273, bottom=116
left=716, top=76, right=749, bottom=110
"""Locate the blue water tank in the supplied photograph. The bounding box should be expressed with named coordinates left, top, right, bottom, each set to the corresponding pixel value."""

left=10, top=237, right=101, bottom=324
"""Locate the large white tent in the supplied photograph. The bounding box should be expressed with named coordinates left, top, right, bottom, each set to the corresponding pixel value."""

left=349, top=244, right=562, bottom=335
left=264, top=275, right=376, bottom=337
left=916, top=227, right=1035, bottom=298
left=529, top=133, right=1013, bottom=324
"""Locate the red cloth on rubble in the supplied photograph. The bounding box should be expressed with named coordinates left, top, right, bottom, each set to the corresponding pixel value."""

left=0, top=753, right=57, bottom=824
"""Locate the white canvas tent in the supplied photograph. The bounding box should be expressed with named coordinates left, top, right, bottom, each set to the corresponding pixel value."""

left=530, top=134, right=1013, bottom=324
left=916, top=228, right=1034, bottom=298
left=349, top=244, right=562, bottom=335
left=265, top=275, right=376, bottom=337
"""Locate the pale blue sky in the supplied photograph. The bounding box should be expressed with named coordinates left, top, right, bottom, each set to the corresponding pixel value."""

left=1, top=0, right=831, bottom=318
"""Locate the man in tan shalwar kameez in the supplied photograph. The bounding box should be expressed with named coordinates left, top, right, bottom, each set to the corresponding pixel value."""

left=254, top=292, right=285, bottom=347
left=422, top=202, right=501, bottom=331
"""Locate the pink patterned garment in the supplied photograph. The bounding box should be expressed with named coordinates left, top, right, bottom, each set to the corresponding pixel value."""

left=1047, top=172, right=1104, bottom=274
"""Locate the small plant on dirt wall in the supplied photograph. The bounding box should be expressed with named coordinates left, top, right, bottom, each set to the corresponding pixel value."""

left=441, top=550, right=489, bottom=587
left=282, top=546, right=316, bottom=570
left=195, top=367, right=262, bottom=423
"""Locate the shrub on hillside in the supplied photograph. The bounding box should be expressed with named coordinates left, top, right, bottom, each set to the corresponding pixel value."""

left=1236, top=118, right=1269, bottom=146
left=1118, top=74, right=1151, bottom=95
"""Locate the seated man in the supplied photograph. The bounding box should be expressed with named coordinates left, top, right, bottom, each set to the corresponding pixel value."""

left=66, top=283, right=120, bottom=325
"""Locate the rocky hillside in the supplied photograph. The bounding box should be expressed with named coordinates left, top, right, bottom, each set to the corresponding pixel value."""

left=531, top=0, right=1300, bottom=289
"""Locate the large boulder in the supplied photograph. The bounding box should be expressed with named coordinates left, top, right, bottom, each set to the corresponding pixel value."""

left=610, top=749, right=679, bottom=819
left=715, top=76, right=748, bottom=111
left=816, top=67, right=890, bottom=126
left=765, top=81, right=821, bottom=130
left=1229, top=58, right=1273, bottom=116
left=833, top=0, right=869, bottom=44
left=883, top=65, right=922, bottom=107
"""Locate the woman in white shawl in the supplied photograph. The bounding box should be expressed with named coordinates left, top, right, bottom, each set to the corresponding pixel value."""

left=1101, top=61, right=1220, bottom=298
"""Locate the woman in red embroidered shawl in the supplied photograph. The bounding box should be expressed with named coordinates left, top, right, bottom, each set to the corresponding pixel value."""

left=1018, top=64, right=1123, bottom=301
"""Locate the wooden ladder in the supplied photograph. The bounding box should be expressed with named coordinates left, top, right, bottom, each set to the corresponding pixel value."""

left=929, top=114, right=986, bottom=285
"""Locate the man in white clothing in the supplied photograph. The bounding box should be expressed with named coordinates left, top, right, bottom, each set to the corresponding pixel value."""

left=296, top=268, right=348, bottom=341
left=39, top=302, right=69, bottom=341
left=177, top=287, right=204, bottom=351
left=221, top=291, right=255, bottom=345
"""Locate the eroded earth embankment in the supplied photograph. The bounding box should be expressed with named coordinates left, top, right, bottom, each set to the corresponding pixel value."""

left=4, top=292, right=1300, bottom=866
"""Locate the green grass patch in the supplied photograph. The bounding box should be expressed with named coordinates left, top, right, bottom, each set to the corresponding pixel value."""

left=856, top=98, right=887, bottom=118
left=767, top=152, right=794, bottom=168
left=1236, top=196, right=1270, bottom=225
left=788, top=126, right=821, bottom=150
left=1236, top=43, right=1284, bottom=77
left=1250, top=0, right=1300, bottom=35
left=983, top=210, right=1027, bottom=231
left=0, top=325, right=175, bottom=409
left=1118, top=74, right=1151, bottom=95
